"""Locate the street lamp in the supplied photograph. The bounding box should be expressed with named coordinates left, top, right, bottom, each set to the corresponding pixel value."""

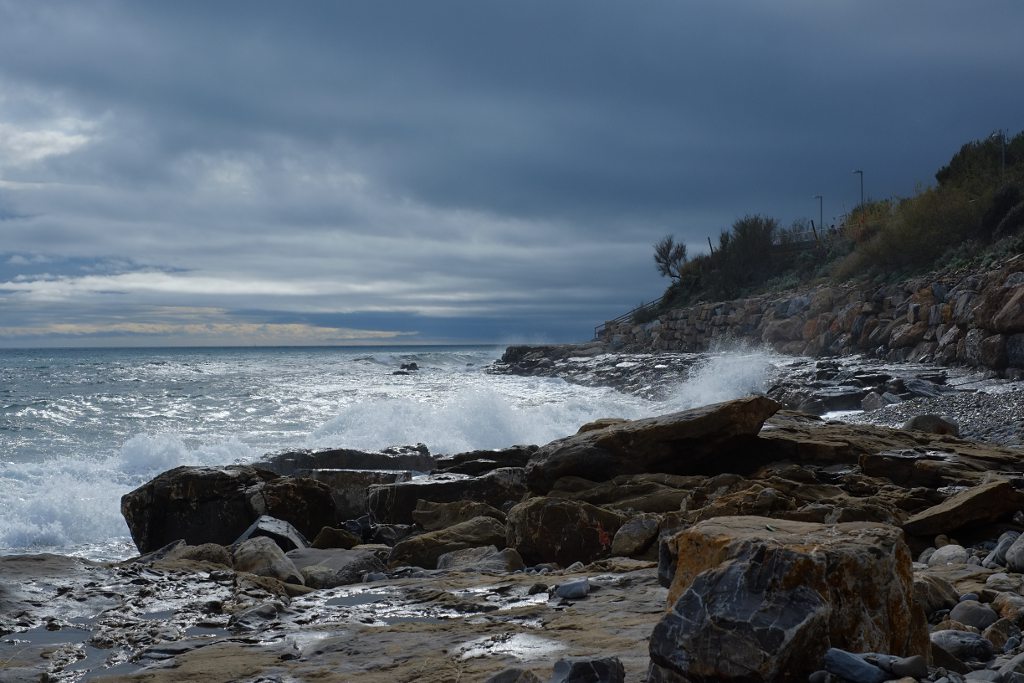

left=852, top=170, right=864, bottom=206
left=991, top=130, right=1006, bottom=178
left=814, top=195, right=823, bottom=239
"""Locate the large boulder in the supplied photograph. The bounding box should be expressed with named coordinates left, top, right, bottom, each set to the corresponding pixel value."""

left=121, top=465, right=337, bottom=554
left=121, top=465, right=276, bottom=553
left=367, top=468, right=528, bottom=524
left=649, top=516, right=927, bottom=682
left=506, top=497, right=626, bottom=567
left=525, top=396, right=780, bottom=493
left=388, top=516, right=508, bottom=569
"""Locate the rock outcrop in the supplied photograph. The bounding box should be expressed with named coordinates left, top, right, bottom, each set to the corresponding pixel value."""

left=650, top=516, right=928, bottom=682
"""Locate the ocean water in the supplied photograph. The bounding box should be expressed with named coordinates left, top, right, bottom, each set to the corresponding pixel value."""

left=0, top=345, right=781, bottom=561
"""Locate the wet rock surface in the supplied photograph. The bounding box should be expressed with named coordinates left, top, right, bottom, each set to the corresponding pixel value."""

left=13, top=351, right=1024, bottom=681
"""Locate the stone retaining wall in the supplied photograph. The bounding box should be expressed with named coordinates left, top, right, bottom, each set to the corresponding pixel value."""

left=599, top=255, right=1024, bottom=374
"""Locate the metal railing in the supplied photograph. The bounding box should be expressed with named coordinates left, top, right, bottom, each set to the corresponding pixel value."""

left=594, top=297, right=661, bottom=340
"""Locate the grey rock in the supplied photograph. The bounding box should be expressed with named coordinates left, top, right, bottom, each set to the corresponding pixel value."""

left=985, top=532, right=1021, bottom=569
left=823, top=648, right=888, bottom=683
left=891, top=654, right=929, bottom=678
left=484, top=668, right=543, bottom=683
left=234, top=514, right=308, bottom=552
left=931, top=629, right=995, bottom=662
left=550, top=656, right=625, bottom=683
left=610, top=514, right=660, bottom=557
left=231, top=535, right=304, bottom=584
left=951, top=600, right=1000, bottom=631
left=902, top=414, right=960, bottom=436
left=929, top=544, right=970, bottom=567
left=553, top=578, right=590, bottom=600
left=1004, top=534, right=1024, bottom=573
left=436, top=545, right=525, bottom=572
left=965, top=671, right=1003, bottom=681
left=286, top=547, right=385, bottom=588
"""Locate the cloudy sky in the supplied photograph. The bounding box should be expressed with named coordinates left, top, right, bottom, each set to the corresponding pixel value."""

left=0, top=1, right=1021, bottom=347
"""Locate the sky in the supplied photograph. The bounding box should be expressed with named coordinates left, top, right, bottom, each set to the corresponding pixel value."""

left=1, top=1, right=1022, bottom=347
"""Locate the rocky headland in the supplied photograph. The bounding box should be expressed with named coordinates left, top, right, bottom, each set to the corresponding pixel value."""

left=5, top=367, right=1024, bottom=682
left=595, top=254, right=1024, bottom=377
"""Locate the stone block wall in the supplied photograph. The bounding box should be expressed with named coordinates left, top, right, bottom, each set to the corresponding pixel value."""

left=599, top=255, right=1024, bottom=374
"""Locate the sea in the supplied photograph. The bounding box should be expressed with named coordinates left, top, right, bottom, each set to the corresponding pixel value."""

left=0, top=345, right=781, bottom=562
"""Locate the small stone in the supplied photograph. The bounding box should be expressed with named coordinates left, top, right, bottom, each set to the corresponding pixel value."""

left=807, top=671, right=831, bottom=683
left=553, top=578, right=590, bottom=600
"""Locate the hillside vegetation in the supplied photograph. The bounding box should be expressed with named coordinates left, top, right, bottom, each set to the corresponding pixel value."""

left=646, top=130, right=1024, bottom=322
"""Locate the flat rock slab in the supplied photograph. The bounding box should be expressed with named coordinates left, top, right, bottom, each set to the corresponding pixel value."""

left=525, top=396, right=781, bottom=493
left=902, top=479, right=1024, bottom=536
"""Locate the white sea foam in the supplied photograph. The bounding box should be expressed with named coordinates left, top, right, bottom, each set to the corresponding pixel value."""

left=0, top=432, right=257, bottom=558
left=662, top=349, right=783, bottom=410
left=312, top=384, right=651, bottom=455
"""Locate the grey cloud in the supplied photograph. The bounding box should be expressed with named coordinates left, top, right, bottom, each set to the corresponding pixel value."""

left=0, top=1, right=1022, bottom=344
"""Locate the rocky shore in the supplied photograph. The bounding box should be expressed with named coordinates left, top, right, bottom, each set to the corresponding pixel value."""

left=6, top=355, right=1024, bottom=681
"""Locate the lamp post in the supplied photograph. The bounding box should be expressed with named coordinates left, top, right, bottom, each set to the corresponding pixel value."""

left=991, top=130, right=1006, bottom=178
left=814, top=195, right=823, bottom=238
left=853, top=170, right=864, bottom=207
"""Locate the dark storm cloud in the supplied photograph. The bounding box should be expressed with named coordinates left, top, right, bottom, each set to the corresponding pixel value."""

left=0, top=1, right=1022, bottom=345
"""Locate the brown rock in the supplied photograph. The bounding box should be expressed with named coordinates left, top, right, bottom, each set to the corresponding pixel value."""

left=411, top=499, right=506, bottom=532
left=506, top=497, right=626, bottom=567
left=903, top=479, right=1024, bottom=537
left=367, top=468, right=527, bottom=524
left=388, top=516, right=507, bottom=569
left=650, top=516, right=927, bottom=682
left=993, top=286, right=1024, bottom=333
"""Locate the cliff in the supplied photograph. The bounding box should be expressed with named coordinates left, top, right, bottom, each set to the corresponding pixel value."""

left=599, top=254, right=1024, bottom=375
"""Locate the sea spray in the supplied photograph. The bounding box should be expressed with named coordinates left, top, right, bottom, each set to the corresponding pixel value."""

left=661, top=346, right=787, bottom=411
